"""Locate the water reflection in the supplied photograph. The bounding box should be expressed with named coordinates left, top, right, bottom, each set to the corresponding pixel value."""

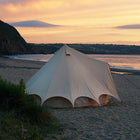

left=88, top=55, right=140, bottom=70
left=8, top=54, right=140, bottom=70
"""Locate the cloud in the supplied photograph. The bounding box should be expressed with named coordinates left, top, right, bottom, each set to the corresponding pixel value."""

left=9, top=20, right=59, bottom=27
left=0, top=0, right=33, bottom=5
left=116, top=24, right=140, bottom=29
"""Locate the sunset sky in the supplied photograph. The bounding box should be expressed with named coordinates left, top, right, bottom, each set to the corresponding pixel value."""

left=1, top=0, right=140, bottom=45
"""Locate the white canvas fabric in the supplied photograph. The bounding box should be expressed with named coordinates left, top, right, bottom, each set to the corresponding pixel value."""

left=26, top=45, right=120, bottom=107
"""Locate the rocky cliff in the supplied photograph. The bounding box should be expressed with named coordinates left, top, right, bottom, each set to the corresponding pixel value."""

left=0, top=20, right=28, bottom=55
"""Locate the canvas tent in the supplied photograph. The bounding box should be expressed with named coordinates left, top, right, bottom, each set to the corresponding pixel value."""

left=26, top=45, right=120, bottom=108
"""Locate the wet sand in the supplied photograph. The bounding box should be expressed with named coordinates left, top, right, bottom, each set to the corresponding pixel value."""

left=0, top=57, right=140, bottom=140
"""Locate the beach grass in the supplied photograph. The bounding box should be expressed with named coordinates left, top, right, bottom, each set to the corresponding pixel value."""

left=0, top=110, right=65, bottom=140
left=0, top=77, right=64, bottom=139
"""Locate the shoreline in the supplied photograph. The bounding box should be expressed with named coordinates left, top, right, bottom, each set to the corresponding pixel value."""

left=110, top=67, right=140, bottom=74
left=3, top=55, right=140, bottom=74
left=0, top=56, right=139, bottom=83
left=0, top=56, right=140, bottom=139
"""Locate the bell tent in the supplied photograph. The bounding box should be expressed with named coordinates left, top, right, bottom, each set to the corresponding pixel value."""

left=26, top=45, right=120, bottom=108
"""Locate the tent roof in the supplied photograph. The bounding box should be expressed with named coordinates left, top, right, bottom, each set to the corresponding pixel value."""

left=26, top=45, right=120, bottom=107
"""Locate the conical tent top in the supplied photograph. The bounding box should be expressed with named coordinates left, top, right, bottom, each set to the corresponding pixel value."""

left=26, top=45, right=120, bottom=108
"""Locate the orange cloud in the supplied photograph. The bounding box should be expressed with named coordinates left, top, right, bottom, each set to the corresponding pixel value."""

left=1, top=0, right=140, bottom=45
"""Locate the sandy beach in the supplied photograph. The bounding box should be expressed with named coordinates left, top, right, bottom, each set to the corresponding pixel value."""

left=0, top=56, right=140, bottom=140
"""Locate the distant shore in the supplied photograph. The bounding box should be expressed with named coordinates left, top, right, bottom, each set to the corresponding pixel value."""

left=0, top=56, right=140, bottom=139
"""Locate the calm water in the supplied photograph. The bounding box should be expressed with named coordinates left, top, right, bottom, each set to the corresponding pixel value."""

left=8, top=54, right=140, bottom=70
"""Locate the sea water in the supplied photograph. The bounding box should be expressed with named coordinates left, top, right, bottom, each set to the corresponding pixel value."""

left=8, top=54, right=140, bottom=70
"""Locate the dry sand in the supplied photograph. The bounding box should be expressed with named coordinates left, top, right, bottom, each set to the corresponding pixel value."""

left=0, top=56, right=140, bottom=140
